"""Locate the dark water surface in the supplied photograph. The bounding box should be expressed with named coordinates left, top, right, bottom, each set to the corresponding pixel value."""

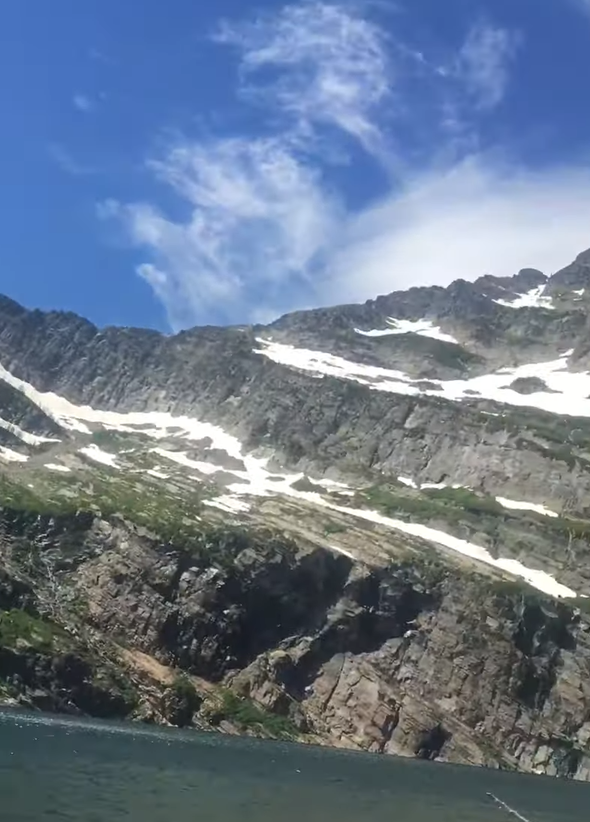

left=1, top=710, right=588, bottom=821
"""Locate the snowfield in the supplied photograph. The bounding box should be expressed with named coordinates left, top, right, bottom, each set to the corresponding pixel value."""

left=255, top=339, right=590, bottom=418
left=493, top=284, right=554, bottom=310
left=0, top=355, right=579, bottom=600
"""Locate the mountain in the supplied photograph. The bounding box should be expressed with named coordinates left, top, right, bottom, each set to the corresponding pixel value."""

left=2, top=249, right=590, bottom=779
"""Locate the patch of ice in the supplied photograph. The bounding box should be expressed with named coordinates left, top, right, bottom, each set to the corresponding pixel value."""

left=355, top=318, right=459, bottom=345
left=79, top=445, right=119, bottom=468
left=496, top=497, right=558, bottom=518
left=0, top=446, right=28, bottom=463
left=493, top=285, right=554, bottom=310
left=0, top=416, right=60, bottom=446
left=44, top=463, right=71, bottom=473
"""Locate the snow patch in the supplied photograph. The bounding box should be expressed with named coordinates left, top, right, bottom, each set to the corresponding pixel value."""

left=0, top=416, right=60, bottom=446
left=398, top=476, right=418, bottom=488
left=204, top=495, right=251, bottom=514
left=421, top=481, right=466, bottom=491
left=355, top=318, right=459, bottom=345
left=308, top=477, right=353, bottom=494
left=493, top=285, right=554, bottom=310
left=496, top=497, right=558, bottom=518
left=44, top=463, right=71, bottom=473
left=298, top=496, right=576, bottom=599
left=328, top=544, right=356, bottom=561
left=0, top=360, right=245, bottom=458
left=255, top=340, right=590, bottom=418
left=0, top=446, right=28, bottom=463
left=79, top=445, right=119, bottom=468
left=145, top=468, right=170, bottom=480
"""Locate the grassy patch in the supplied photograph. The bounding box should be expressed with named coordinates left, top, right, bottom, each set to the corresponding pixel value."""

left=170, top=674, right=200, bottom=706
left=0, top=470, right=297, bottom=574
left=323, top=519, right=347, bottom=536
left=0, top=471, right=207, bottom=546
left=208, top=690, right=297, bottom=738
left=92, top=666, right=139, bottom=712
left=424, top=486, right=503, bottom=516
left=358, top=482, right=590, bottom=547
left=0, top=609, right=64, bottom=653
left=359, top=483, right=502, bottom=525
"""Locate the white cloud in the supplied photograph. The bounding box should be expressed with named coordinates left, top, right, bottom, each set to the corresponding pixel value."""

left=215, top=1, right=393, bottom=158
left=109, top=137, right=341, bottom=328
left=454, top=22, right=520, bottom=110
left=327, top=157, right=590, bottom=303
left=106, top=1, right=590, bottom=329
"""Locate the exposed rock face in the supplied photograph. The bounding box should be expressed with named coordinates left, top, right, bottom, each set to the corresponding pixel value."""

left=1, top=508, right=590, bottom=778
left=2, top=249, right=590, bottom=778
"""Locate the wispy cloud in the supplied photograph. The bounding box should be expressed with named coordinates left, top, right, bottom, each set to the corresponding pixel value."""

left=215, top=1, right=393, bottom=157
left=48, top=144, right=98, bottom=176
left=454, top=22, right=520, bottom=110
left=105, top=1, right=588, bottom=330
left=107, top=137, right=341, bottom=327
left=73, top=93, right=96, bottom=113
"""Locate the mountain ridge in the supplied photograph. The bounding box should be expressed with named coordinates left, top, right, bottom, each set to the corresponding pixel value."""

left=2, top=248, right=590, bottom=778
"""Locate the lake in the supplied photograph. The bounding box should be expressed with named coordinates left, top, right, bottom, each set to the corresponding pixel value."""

left=0, top=710, right=588, bottom=821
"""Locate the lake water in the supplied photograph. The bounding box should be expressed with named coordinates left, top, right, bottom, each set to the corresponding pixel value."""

left=0, top=710, right=589, bottom=821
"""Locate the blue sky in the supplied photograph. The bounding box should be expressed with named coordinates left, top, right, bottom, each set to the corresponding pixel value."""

left=2, top=0, right=590, bottom=331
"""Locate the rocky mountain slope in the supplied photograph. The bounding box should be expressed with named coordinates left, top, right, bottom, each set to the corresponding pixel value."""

left=2, top=249, right=590, bottom=778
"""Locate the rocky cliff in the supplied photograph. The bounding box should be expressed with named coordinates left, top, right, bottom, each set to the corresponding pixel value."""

left=2, top=249, right=590, bottom=779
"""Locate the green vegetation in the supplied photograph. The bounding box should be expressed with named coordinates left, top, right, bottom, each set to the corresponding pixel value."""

left=170, top=673, right=200, bottom=707
left=323, top=518, right=347, bottom=536
left=0, top=469, right=298, bottom=574
left=0, top=609, right=65, bottom=653
left=425, top=486, right=503, bottom=516
left=0, top=470, right=206, bottom=546
left=391, top=553, right=449, bottom=589
left=208, top=689, right=298, bottom=739
left=359, top=483, right=502, bottom=525
left=358, top=481, right=590, bottom=548
left=92, top=666, right=139, bottom=712
left=90, top=429, right=151, bottom=450
left=477, top=406, right=590, bottom=464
